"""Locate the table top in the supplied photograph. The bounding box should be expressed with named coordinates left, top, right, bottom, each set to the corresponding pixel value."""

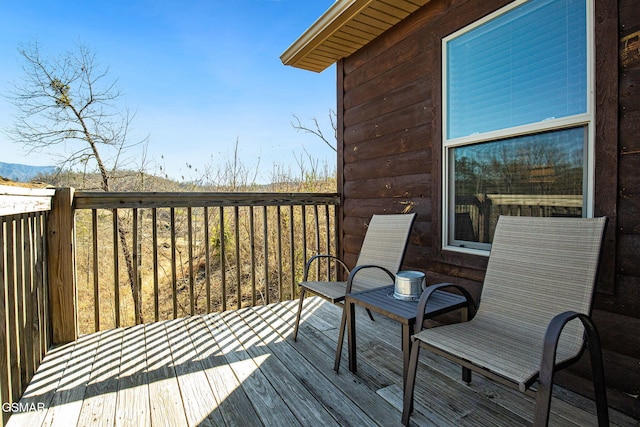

left=345, top=285, right=468, bottom=325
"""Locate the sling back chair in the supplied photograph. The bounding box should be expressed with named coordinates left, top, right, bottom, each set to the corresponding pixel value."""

left=402, top=216, right=609, bottom=427
left=292, top=213, right=416, bottom=343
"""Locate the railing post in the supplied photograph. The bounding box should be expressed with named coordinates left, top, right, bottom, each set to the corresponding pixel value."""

left=47, top=187, right=77, bottom=344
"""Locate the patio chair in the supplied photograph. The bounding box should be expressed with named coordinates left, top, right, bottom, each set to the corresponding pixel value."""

left=292, top=213, right=416, bottom=342
left=402, top=216, right=609, bottom=427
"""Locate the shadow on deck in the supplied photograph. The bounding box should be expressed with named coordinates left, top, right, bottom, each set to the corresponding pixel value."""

left=6, top=298, right=638, bottom=427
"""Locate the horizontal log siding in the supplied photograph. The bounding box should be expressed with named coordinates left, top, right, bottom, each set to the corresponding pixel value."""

left=594, top=0, right=640, bottom=416
left=340, top=22, right=434, bottom=276
left=340, top=0, right=507, bottom=280
left=338, top=0, right=637, bottom=418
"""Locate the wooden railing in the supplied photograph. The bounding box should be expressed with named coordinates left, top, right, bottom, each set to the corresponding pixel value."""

left=71, top=191, right=341, bottom=335
left=0, top=186, right=339, bottom=425
left=1, top=185, right=55, bottom=426
left=455, top=194, right=582, bottom=243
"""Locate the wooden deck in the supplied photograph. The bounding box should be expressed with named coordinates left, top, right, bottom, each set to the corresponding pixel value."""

left=6, top=297, right=638, bottom=427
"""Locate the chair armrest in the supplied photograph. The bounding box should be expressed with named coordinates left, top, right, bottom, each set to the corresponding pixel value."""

left=302, top=254, right=350, bottom=281
left=536, top=310, right=597, bottom=390
left=345, top=264, right=396, bottom=293
left=414, top=283, right=477, bottom=331
left=535, top=311, right=608, bottom=425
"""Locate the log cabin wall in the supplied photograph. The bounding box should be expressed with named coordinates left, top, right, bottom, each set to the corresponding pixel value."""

left=336, top=0, right=639, bottom=417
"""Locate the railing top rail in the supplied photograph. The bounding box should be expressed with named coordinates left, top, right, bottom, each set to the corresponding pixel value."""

left=73, top=191, right=341, bottom=209
left=1, top=184, right=56, bottom=216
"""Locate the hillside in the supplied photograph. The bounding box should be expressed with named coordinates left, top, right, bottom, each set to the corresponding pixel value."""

left=0, top=161, right=57, bottom=182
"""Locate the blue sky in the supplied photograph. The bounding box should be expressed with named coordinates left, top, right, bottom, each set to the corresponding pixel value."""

left=0, top=1, right=336, bottom=183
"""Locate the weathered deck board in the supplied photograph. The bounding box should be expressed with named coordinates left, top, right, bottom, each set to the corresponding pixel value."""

left=42, top=332, right=102, bottom=427
left=186, top=316, right=258, bottom=425
left=165, top=318, right=224, bottom=426
left=6, top=340, right=77, bottom=427
left=258, top=301, right=402, bottom=425
left=114, top=323, right=149, bottom=426
left=76, top=328, right=123, bottom=427
left=231, top=308, right=342, bottom=426
left=236, top=305, right=379, bottom=427
left=206, top=309, right=300, bottom=426
left=6, top=297, right=638, bottom=427
left=144, top=321, right=188, bottom=427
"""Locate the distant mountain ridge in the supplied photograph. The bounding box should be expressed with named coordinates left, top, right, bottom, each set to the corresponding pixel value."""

left=0, top=161, right=57, bottom=182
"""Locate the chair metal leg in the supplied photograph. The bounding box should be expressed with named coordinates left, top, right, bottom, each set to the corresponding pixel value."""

left=402, top=340, right=421, bottom=426
left=535, top=313, right=568, bottom=427
left=334, top=302, right=347, bottom=373
left=583, top=317, right=610, bottom=426
left=292, top=287, right=306, bottom=342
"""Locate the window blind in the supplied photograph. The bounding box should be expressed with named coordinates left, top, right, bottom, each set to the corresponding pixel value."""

left=446, top=0, right=587, bottom=139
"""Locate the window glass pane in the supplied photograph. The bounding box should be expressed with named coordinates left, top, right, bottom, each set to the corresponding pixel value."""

left=446, top=0, right=587, bottom=139
left=451, top=127, right=584, bottom=245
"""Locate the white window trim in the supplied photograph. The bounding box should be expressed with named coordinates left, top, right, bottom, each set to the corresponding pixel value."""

left=441, top=0, right=596, bottom=255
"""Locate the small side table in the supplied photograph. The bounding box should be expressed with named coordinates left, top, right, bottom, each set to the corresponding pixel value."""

left=335, top=285, right=469, bottom=388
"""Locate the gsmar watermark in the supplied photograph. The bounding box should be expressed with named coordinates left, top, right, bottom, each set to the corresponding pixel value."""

left=2, top=402, right=46, bottom=413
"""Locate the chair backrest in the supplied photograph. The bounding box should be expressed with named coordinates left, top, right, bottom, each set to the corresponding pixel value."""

left=476, top=215, right=606, bottom=356
left=351, top=213, right=416, bottom=292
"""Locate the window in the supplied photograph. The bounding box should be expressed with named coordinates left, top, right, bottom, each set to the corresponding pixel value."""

left=442, top=0, right=593, bottom=253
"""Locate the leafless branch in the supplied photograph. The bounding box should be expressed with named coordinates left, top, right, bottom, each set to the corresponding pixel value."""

left=291, top=109, right=337, bottom=152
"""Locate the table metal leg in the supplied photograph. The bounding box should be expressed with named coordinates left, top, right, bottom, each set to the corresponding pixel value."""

left=402, top=323, right=413, bottom=389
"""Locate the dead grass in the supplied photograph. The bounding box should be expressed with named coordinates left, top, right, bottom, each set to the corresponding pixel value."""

left=73, top=178, right=338, bottom=334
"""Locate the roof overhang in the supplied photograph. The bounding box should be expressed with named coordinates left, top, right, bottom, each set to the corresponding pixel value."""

left=281, top=0, right=430, bottom=73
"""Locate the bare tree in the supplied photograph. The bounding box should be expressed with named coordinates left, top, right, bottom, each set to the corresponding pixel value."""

left=291, top=109, right=337, bottom=152
left=5, top=41, right=146, bottom=324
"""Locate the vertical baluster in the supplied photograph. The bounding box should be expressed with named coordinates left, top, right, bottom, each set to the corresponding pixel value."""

left=25, top=215, right=34, bottom=380
left=234, top=206, right=241, bottom=310
left=18, top=214, right=27, bottom=394
left=262, top=205, right=269, bottom=305
left=204, top=206, right=211, bottom=313
left=188, top=207, right=194, bottom=315
left=0, top=219, right=8, bottom=423
left=276, top=206, right=283, bottom=302
left=33, top=213, right=45, bottom=370
left=219, top=207, right=227, bottom=312
left=112, top=209, right=120, bottom=328
left=152, top=208, right=159, bottom=322
left=289, top=205, right=295, bottom=299
left=334, top=204, right=340, bottom=280
left=1, top=218, right=16, bottom=410
left=6, top=217, right=21, bottom=403
left=170, top=207, right=177, bottom=319
left=15, top=215, right=28, bottom=390
left=132, top=208, right=140, bottom=324
left=314, top=204, right=320, bottom=280
left=301, top=205, right=307, bottom=279
left=37, top=213, right=48, bottom=357
left=32, top=212, right=44, bottom=376
left=92, top=209, right=100, bottom=331
left=325, top=204, right=331, bottom=281
left=249, top=206, right=256, bottom=307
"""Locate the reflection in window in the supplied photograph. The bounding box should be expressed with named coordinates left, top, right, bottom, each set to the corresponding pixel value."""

left=450, top=128, right=585, bottom=245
